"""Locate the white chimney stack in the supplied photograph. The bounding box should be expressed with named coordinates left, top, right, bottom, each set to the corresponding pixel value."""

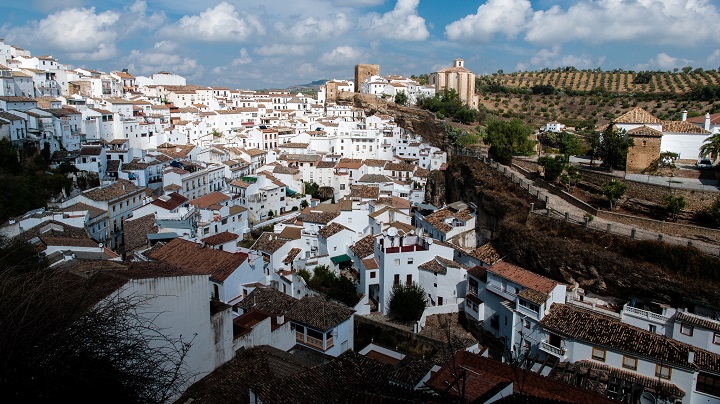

left=706, top=113, right=711, bottom=131
left=681, top=110, right=687, bottom=121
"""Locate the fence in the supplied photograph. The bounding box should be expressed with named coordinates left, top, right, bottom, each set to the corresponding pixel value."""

left=530, top=207, right=720, bottom=257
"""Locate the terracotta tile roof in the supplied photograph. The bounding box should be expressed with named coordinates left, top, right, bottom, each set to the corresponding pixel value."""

left=517, top=288, right=548, bottom=305
left=467, top=242, right=501, bottom=265
left=316, top=161, right=337, bottom=168
left=279, top=142, right=309, bottom=148
left=277, top=226, right=301, bottom=240
left=350, top=184, right=380, bottom=199
left=426, top=350, right=615, bottom=403
left=385, top=162, right=415, bottom=171
left=358, top=174, right=391, bottom=183
left=467, top=266, right=487, bottom=282
left=251, top=232, right=290, bottom=254
left=675, top=311, right=720, bottom=333
left=123, top=214, right=158, bottom=254
left=229, top=179, right=252, bottom=188
left=237, top=287, right=298, bottom=315
left=177, top=345, right=314, bottom=404
left=549, top=360, right=684, bottom=401
left=39, top=236, right=98, bottom=248
left=361, top=257, right=379, bottom=270
left=286, top=295, right=354, bottom=331
left=272, top=165, right=300, bottom=175
left=279, top=153, right=320, bottom=163
left=317, top=222, right=350, bottom=238
left=0, top=95, right=35, bottom=102
left=229, top=205, right=247, bottom=215
left=662, top=120, right=710, bottom=134
left=488, top=261, right=559, bottom=294
left=687, top=113, right=720, bottom=125
left=189, top=192, right=230, bottom=210
left=414, top=167, right=430, bottom=177
left=0, top=111, right=24, bottom=121
left=150, top=192, right=187, bottom=210
left=82, top=179, right=142, bottom=202
left=627, top=125, right=663, bottom=137
left=202, top=231, right=239, bottom=245
left=363, top=159, right=386, bottom=167
left=298, top=211, right=339, bottom=225
left=422, top=208, right=459, bottom=234
left=243, top=148, right=267, bottom=157
left=60, top=202, right=106, bottom=219
left=336, top=158, right=364, bottom=169
left=350, top=235, right=375, bottom=259
left=418, top=256, right=466, bottom=275
left=283, top=248, right=302, bottom=264
left=148, top=238, right=248, bottom=282
left=614, top=107, right=661, bottom=124
left=541, top=303, right=720, bottom=373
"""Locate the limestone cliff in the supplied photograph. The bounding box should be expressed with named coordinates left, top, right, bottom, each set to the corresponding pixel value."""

left=335, top=92, right=444, bottom=145
left=436, top=156, right=720, bottom=307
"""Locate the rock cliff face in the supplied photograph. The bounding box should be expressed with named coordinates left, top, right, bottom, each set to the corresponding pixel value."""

left=430, top=157, right=720, bottom=307
left=335, top=92, right=444, bottom=145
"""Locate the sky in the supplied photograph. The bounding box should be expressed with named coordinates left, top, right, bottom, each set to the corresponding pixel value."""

left=1, top=0, right=720, bottom=90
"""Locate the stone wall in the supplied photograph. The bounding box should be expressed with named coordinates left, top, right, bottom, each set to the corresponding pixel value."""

left=626, top=135, right=661, bottom=173
left=595, top=210, right=720, bottom=244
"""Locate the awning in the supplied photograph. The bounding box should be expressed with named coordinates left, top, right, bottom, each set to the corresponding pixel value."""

left=286, top=188, right=297, bottom=196
left=330, top=254, right=352, bottom=264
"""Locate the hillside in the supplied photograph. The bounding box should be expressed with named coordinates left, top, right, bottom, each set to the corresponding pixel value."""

left=474, top=70, right=720, bottom=128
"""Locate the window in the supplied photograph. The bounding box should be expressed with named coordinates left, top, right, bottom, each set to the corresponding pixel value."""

left=715, top=333, right=720, bottom=345
left=655, top=364, right=671, bottom=380
left=407, top=258, right=413, bottom=264
left=394, top=259, right=400, bottom=266
left=591, top=347, right=606, bottom=362
left=370, top=271, right=376, bottom=279
left=406, top=274, right=412, bottom=286
left=649, top=324, right=657, bottom=333
left=524, top=319, right=531, bottom=329
left=697, top=372, right=720, bottom=398
left=681, top=323, right=694, bottom=336
left=394, top=274, right=400, bottom=285
left=622, top=356, right=638, bottom=371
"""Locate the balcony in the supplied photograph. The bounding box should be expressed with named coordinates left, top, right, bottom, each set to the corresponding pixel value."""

left=296, top=331, right=333, bottom=351
left=622, top=305, right=670, bottom=323
left=486, top=282, right=516, bottom=301
left=540, top=340, right=566, bottom=358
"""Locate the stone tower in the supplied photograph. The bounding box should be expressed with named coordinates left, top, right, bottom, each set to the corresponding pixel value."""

left=354, top=64, right=380, bottom=93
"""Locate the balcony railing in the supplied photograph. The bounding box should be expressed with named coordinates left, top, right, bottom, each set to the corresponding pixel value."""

left=296, top=331, right=332, bottom=350
left=486, top=282, right=516, bottom=301
left=540, top=340, right=566, bottom=357
left=622, top=305, right=670, bottom=323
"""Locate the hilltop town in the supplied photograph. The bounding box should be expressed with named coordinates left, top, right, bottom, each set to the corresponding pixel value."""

left=2, top=37, right=720, bottom=404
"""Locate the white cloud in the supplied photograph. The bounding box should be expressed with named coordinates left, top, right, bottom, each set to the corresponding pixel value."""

left=231, top=49, right=252, bottom=66
left=320, top=46, right=366, bottom=66
left=122, top=0, right=167, bottom=32
left=368, top=0, right=429, bottom=41
left=68, top=43, right=119, bottom=61
left=275, top=13, right=352, bottom=42
left=648, top=53, right=693, bottom=70
left=525, top=0, right=720, bottom=46
left=126, top=41, right=203, bottom=77
left=515, top=62, right=529, bottom=71
left=445, top=0, right=531, bottom=42
left=255, top=44, right=311, bottom=56
left=3, top=7, right=120, bottom=58
left=527, top=45, right=602, bottom=69
left=708, top=50, right=720, bottom=65
left=159, top=2, right=264, bottom=42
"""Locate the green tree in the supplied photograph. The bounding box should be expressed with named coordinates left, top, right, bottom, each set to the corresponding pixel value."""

left=664, top=194, right=686, bottom=222
left=601, top=180, right=628, bottom=209
left=388, top=282, right=427, bottom=323
left=538, top=155, right=566, bottom=182
left=307, top=265, right=359, bottom=307
left=557, top=131, right=583, bottom=162
left=700, top=133, right=720, bottom=161
left=559, top=165, right=582, bottom=192
left=485, top=118, right=537, bottom=164
left=394, top=91, right=408, bottom=106
left=597, top=125, right=633, bottom=171
left=304, top=181, right=319, bottom=197
left=300, top=200, right=309, bottom=209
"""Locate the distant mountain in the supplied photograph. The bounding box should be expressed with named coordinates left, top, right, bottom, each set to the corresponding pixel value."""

left=286, top=79, right=329, bottom=92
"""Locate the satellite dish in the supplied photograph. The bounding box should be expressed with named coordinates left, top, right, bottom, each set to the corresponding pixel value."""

left=381, top=230, right=387, bottom=237
left=427, top=238, right=433, bottom=245
left=387, top=227, right=398, bottom=237
left=410, top=229, right=415, bottom=235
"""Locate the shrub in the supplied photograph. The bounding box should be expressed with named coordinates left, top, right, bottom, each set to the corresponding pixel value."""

left=388, top=283, right=427, bottom=322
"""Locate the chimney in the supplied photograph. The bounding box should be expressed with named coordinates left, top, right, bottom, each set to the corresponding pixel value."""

left=706, top=113, right=711, bottom=131
left=681, top=110, right=687, bottom=121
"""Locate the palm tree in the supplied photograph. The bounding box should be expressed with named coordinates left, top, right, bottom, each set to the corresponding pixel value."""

left=700, top=133, right=720, bottom=162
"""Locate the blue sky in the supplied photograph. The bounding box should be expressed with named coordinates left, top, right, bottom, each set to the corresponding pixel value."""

left=2, top=0, right=720, bottom=89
